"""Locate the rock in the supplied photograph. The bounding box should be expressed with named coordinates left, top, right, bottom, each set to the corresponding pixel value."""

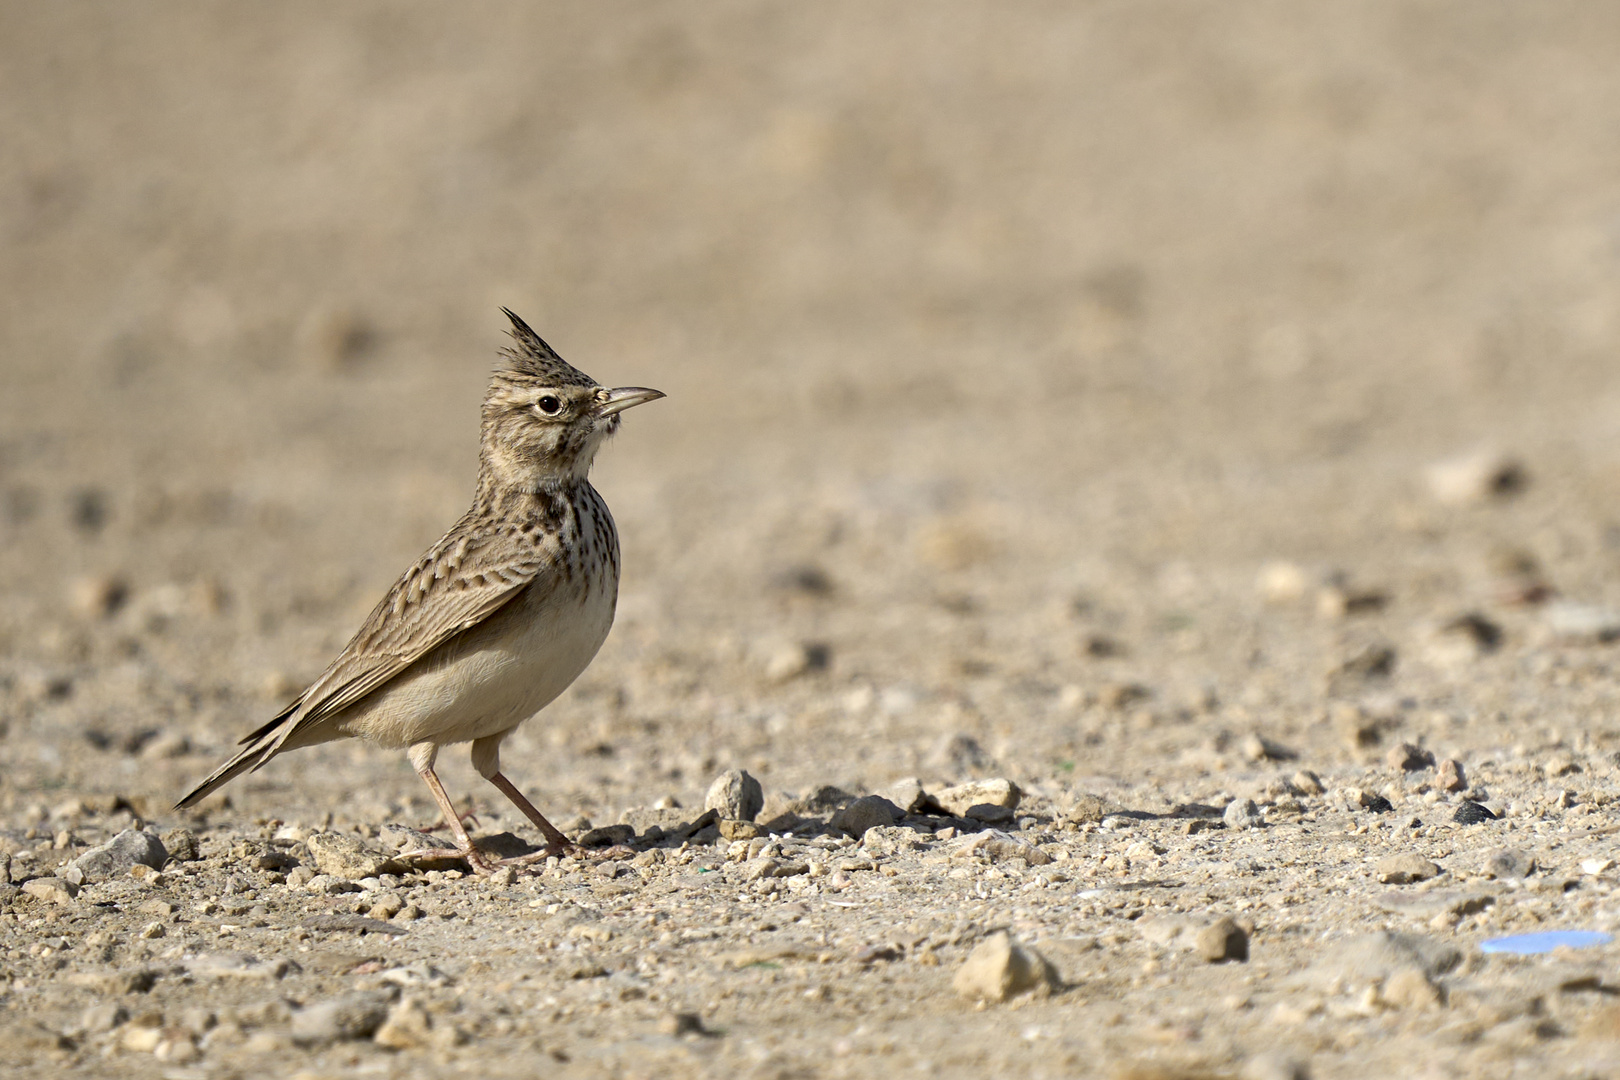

left=1484, top=849, right=1535, bottom=880
left=1196, top=917, right=1250, bottom=963
left=1326, top=645, right=1396, bottom=694
left=67, top=828, right=167, bottom=883
left=161, top=829, right=201, bottom=862
left=189, top=952, right=299, bottom=980
left=1309, top=931, right=1461, bottom=990
left=862, top=825, right=930, bottom=858
left=1424, top=448, right=1526, bottom=505
left=1377, top=854, right=1441, bottom=884
left=1373, top=888, right=1496, bottom=921
left=304, top=832, right=398, bottom=880
left=1453, top=801, right=1498, bottom=824
left=379, top=823, right=441, bottom=852
left=1256, top=561, right=1309, bottom=604
left=950, top=831, right=1051, bottom=865
left=887, top=777, right=928, bottom=814
left=718, top=819, right=761, bottom=841
left=368, top=894, right=405, bottom=920
left=1317, top=584, right=1388, bottom=620
left=932, top=778, right=1022, bottom=817
left=153, top=1031, right=199, bottom=1063
left=786, top=785, right=856, bottom=815
left=656, top=1012, right=706, bottom=1037
left=1342, top=788, right=1394, bottom=813
left=1137, top=915, right=1196, bottom=948
left=1290, top=770, right=1325, bottom=796
left=373, top=996, right=433, bottom=1050
left=0, top=852, right=9, bottom=885
left=1066, top=793, right=1110, bottom=823
left=1544, top=601, right=1620, bottom=644
left=763, top=641, right=830, bottom=682
left=1430, top=613, right=1501, bottom=662
left=1223, top=799, right=1261, bottom=830
left=704, top=770, right=764, bottom=822
left=578, top=824, right=634, bottom=847
left=1386, top=743, right=1435, bottom=773
left=830, top=795, right=903, bottom=837
left=1240, top=733, right=1295, bottom=762
left=23, top=877, right=77, bottom=905
left=1435, top=759, right=1466, bottom=792
left=81, top=1004, right=128, bottom=1033
left=69, top=574, right=129, bottom=618
left=951, top=931, right=1060, bottom=1002
left=1241, top=1051, right=1311, bottom=1080
left=80, top=1003, right=127, bottom=1036
left=140, top=730, right=190, bottom=759
left=965, top=802, right=1015, bottom=824
left=1381, top=967, right=1441, bottom=1010
left=291, top=991, right=394, bottom=1044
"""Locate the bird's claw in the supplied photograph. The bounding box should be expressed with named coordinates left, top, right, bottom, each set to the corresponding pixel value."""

left=396, top=843, right=502, bottom=875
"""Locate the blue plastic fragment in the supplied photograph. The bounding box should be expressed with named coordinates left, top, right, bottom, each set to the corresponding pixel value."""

left=1479, top=930, right=1613, bottom=955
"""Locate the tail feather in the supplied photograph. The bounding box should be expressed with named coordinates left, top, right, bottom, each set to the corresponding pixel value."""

left=173, top=732, right=280, bottom=810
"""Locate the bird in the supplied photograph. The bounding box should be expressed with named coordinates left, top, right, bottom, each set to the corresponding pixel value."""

left=176, top=309, right=664, bottom=873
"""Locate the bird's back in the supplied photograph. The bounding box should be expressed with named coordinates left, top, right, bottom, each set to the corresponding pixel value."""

left=293, top=480, right=620, bottom=753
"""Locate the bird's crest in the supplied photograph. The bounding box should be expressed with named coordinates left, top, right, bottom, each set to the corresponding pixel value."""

left=498, top=308, right=597, bottom=388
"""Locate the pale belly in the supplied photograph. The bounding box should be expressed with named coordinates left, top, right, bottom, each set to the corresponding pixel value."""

left=335, top=574, right=617, bottom=750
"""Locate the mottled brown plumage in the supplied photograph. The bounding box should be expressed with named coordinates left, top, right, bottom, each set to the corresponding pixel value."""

left=178, top=311, right=663, bottom=872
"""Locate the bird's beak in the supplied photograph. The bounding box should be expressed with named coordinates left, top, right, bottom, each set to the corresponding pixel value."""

left=596, top=386, right=666, bottom=417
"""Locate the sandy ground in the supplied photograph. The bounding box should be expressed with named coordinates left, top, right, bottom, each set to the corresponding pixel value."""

left=7, top=4, right=1620, bottom=1077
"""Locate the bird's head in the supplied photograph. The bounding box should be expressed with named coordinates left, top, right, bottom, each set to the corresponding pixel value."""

left=480, top=309, right=664, bottom=486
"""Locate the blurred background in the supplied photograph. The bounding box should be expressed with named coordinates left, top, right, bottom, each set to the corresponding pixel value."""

left=5, top=3, right=1620, bottom=822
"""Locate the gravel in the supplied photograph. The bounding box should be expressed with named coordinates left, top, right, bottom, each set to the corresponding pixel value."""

left=7, top=8, right=1620, bottom=1079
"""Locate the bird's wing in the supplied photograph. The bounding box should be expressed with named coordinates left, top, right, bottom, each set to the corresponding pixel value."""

left=253, top=511, right=553, bottom=749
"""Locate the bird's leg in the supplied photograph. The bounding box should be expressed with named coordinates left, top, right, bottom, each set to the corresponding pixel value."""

left=395, top=743, right=499, bottom=874
left=486, top=774, right=632, bottom=863
left=486, top=771, right=576, bottom=853
left=418, top=801, right=481, bottom=835
left=471, top=735, right=628, bottom=864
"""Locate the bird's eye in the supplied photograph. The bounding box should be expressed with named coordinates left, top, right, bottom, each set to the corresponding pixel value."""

left=536, top=395, right=562, bottom=415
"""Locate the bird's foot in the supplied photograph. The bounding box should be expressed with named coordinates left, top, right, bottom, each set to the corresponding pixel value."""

left=396, top=843, right=502, bottom=875
left=490, top=841, right=634, bottom=869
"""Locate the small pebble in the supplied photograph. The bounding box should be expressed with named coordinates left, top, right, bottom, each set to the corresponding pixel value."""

left=1223, top=799, right=1261, bottom=830
left=1195, top=917, right=1250, bottom=963
left=952, top=931, right=1060, bottom=1002
left=1453, top=801, right=1498, bottom=825
left=1386, top=743, right=1435, bottom=773
left=290, top=991, right=393, bottom=1044
left=1381, top=967, right=1440, bottom=1010
left=1425, top=448, right=1526, bottom=505
left=1435, top=759, right=1466, bottom=792
left=81, top=1003, right=129, bottom=1034
left=704, top=770, right=764, bottom=822
left=656, top=1012, right=706, bottom=1037
left=22, top=877, right=78, bottom=905
left=1376, top=854, right=1441, bottom=885
left=1290, top=769, right=1324, bottom=795
left=1484, top=849, right=1535, bottom=880
left=932, top=779, right=1022, bottom=817
left=373, top=996, right=434, bottom=1050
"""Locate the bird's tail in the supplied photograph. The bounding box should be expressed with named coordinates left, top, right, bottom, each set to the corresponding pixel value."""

left=173, top=718, right=291, bottom=810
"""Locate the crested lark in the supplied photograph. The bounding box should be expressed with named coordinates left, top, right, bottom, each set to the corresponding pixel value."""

left=177, top=310, right=663, bottom=872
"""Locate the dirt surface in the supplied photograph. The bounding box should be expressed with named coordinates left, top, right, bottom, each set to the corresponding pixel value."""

left=7, top=4, right=1620, bottom=1078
